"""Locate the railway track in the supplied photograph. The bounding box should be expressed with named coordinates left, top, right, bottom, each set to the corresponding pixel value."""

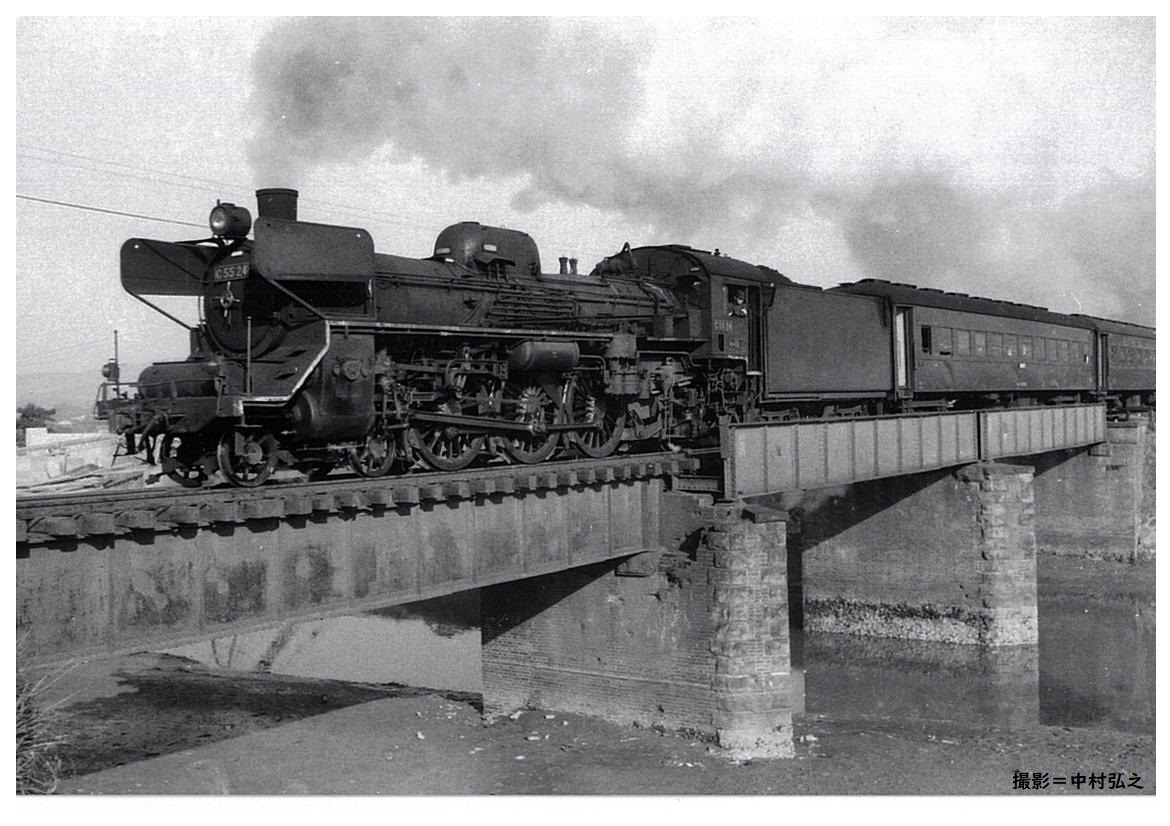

left=16, top=452, right=698, bottom=548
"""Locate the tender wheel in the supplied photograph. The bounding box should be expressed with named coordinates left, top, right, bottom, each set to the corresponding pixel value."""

left=159, top=432, right=209, bottom=488
left=569, top=375, right=626, bottom=458
left=217, top=428, right=277, bottom=487
left=499, top=382, right=561, bottom=465
left=350, top=429, right=397, bottom=478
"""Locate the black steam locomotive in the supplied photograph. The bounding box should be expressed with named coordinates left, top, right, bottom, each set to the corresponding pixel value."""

left=96, top=189, right=1155, bottom=487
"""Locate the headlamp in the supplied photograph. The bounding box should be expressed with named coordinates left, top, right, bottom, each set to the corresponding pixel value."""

left=209, top=202, right=253, bottom=239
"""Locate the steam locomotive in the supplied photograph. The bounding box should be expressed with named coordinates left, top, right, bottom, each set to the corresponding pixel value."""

left=96, top=188, right=1155, bottom=488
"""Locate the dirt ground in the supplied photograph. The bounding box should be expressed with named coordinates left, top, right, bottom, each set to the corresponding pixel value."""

left=22, top=646, right=1152, bottom=796
left=16, top=554, right=1153, bottom=796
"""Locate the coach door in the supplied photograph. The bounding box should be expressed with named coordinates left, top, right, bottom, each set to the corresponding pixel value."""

left=1097, top=332, right=1109, bottom=393
left=894, top=306, right=911, bottom=395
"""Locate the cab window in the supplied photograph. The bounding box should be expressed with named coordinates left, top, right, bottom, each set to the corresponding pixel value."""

left=726, top=285, right=748, bottom=317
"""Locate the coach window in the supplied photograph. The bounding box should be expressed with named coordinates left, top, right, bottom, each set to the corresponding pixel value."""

left=955, top=329, right=970, bottom=356
left=1034, top=338, right=1044, bottom=361
left=988, top=333, right=1003, bottom=357
left=973, top=331, right=986, bottom=356
left=920, top=326, right=933, bottom=354
left=935, top=327, right=953, bottom=356
left=1004, top=335, right=1017, bottom=357
left=1020, top=337, right=1032, bottom=358
left=1058, top=340, right=1069, bottom=362
left=1048, top=339, right=1059, bottom=361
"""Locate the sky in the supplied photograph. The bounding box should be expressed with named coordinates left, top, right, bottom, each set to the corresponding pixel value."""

left=12, top=15, right=1157, bottom=388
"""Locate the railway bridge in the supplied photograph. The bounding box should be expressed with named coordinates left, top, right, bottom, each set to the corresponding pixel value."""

left=16, top=403, right=1152, bottom=758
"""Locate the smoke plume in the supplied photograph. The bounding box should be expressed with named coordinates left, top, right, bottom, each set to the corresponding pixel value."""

left=248, top=17, right=1154, bottom=325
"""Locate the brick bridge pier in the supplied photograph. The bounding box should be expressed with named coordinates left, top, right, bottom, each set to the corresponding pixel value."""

left=481, top=496, right=794, bottom=758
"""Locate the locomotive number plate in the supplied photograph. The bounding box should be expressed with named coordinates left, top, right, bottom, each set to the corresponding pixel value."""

left=213, top=262, right=250, bottom=282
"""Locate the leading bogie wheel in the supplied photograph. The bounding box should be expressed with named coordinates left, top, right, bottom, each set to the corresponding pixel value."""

left=159, top=432, right=210, bottom=488
left=217, top=428, right=278, bottom=487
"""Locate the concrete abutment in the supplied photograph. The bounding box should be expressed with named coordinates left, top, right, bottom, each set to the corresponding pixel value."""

left=480, top=495, right=795, bottom=758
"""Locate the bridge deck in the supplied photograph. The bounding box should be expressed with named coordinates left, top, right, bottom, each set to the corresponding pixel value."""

left=17, top=454, right=685, bottom=661
left=723, top=404, right=1106, bottom=498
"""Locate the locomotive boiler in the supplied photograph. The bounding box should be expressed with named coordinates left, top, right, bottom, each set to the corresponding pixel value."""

left=97, top=188, right=1154, bottom=488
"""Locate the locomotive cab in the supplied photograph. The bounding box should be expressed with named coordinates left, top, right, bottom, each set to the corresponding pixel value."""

left=621, top=244, right=779, bottom=373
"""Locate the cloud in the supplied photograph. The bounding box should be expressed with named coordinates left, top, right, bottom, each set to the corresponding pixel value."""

left=247, top=17, right=1154, bottom=324
left=248, top=18, right=651, bottom=194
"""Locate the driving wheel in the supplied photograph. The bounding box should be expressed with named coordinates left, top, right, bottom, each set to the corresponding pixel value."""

left=569, top=375, right=626, bottom=458
left=217, top=427, right=277, bottom=487
left=499, top=381, right=561, bottom=464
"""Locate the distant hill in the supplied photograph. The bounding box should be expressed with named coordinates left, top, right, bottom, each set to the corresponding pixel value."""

left=15, top=366, right=149, bottom=429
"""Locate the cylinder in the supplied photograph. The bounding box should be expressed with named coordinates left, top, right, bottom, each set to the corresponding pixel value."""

left=256, top=188, right=299, bottom=221
left=559, top=256, right=569, bottom=275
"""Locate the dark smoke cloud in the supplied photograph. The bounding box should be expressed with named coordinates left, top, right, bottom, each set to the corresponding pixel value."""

left=248, top=18, right=815, bottom=236
left=248, top=18, right=1154, bottom=326
left=248, top=18, right=651, bottom=199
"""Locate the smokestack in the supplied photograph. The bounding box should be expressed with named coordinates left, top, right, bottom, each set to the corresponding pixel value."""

left=570, top=258, right=578, bottom=275
left=559, top=256, right=569, bottom=275
left=256, top=188, right=299, bottom=221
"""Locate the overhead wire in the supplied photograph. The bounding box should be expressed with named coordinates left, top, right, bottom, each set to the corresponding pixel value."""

left=16, top=194, right=206, bottom=229
left=17, top=144, right=616, bottom=262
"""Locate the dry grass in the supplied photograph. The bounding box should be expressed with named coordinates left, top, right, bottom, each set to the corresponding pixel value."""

left=15, top=642, right=69, bottom=794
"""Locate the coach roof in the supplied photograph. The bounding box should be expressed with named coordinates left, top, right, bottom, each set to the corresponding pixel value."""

left=831, top=278, right=1102, bottom=330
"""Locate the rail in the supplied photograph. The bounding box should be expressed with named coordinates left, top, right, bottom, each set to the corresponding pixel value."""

left=16, top=452, right=697, bottom=548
